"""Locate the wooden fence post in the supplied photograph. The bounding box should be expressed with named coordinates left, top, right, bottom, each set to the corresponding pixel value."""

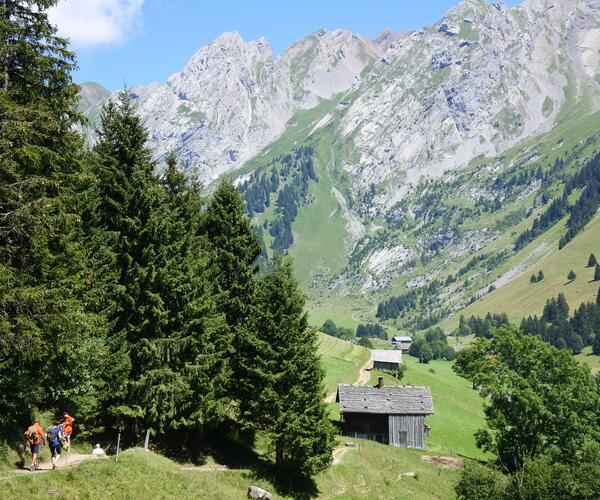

left=116, top=431, right=121, bottom=462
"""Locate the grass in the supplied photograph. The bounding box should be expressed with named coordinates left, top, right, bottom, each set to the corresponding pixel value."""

left=574, top=346, right=600, bottom=373
left=1, top=443, right=461, bottom=499
left=288, top=166, right=350, bottom=288
left=368, top=357, right=487, bottom=460
left=317, top=333, right=370, bottom=396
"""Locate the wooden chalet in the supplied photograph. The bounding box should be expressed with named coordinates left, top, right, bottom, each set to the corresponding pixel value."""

left=371, top=349, right=402, bottom=372
left=336, top=378, right=434, bottom=448
left=390, top=335, right=413, bottom=352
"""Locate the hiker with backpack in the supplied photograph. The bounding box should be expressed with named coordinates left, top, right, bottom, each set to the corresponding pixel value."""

left=46, top=422, right=65, bottom=469
left=24, top=419, right=45, bottom=472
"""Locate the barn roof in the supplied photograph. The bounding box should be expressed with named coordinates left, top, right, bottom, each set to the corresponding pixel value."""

left=391, top=336, right=412, bottom=342
left=371, top=349, right=402, bottom=363
left=336, top=384, right=434, bottom=415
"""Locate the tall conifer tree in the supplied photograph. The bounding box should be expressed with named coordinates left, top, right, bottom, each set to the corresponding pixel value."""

left=237, top=256, right=334, bottom=477
left=202, top=180, right=262, bottom=400
left=0, top=0, right=105, bottom=437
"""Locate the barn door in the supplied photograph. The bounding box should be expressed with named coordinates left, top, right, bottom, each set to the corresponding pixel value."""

left=398, top=431, right=408, bottom=446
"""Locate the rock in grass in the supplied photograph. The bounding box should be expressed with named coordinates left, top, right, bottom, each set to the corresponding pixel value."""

left=248, top=485, right=273, bottom=500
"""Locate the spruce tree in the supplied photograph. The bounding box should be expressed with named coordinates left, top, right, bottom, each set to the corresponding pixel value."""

left=0, top=0, right=105, bottom=436
left=203, top=180, right=262, bottom=401
left=237, top=256, right=334, bottom=477
left=203, top=179, right=262, bottom=328
left=588, top=254, right=597, bottom=267
left=595, top=264, right=600, bottom=282
left=538, top=270, right=544, bottom=282
left=86, top=92, right=170, bottom=439
left=568, top=270, right=576, bottom=281
left=140, top=152, right=231, bottom=435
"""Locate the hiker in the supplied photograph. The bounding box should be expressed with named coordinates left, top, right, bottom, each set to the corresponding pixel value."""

left=91, top=444, right=105, bottom=458
left=24, top=419, right=45, bottom=472
left=62, top=412, right=75, bottom=449
left=46, top=422, right=65, bottom=469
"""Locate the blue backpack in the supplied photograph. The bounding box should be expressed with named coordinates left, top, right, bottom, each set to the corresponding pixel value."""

left=46, top=426, right=61, bottom=445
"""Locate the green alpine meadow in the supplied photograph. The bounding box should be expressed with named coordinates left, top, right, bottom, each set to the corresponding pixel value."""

left=2, top=0, right=600, bottom=498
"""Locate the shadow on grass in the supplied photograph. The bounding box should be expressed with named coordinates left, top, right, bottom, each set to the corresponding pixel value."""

left=246, top=465, right=319, bottom=499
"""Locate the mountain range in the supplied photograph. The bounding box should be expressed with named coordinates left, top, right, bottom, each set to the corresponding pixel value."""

left=80, top=0, right=600, bottom=331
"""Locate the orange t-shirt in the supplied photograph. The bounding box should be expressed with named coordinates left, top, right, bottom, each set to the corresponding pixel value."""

left=63, top=415, right=75, bottom=434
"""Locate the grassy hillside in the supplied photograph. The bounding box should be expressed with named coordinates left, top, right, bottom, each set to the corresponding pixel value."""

left=317, top=333, right=370, bottom=397
left=443, top=213, right=600, bottom=330
left=1, top=336, right=484, bottom=499
left=1, top=443, right=461, bottom=499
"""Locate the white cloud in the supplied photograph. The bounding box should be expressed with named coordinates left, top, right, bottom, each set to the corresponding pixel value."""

left=48, top=0, right=145, bottom=48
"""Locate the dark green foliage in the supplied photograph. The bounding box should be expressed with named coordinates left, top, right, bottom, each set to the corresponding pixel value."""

left=321, top=319, right=337, bottom=337
left=236, top=256, right=334, bottom=477
left=456, top=314, right=471, bottom=336
left=408, top=328, right=451, bottom=363
left=358, top=337, right=374, bottom=349
left=203, top=179, right=262, bottom=405
left=376, top=280, right=442, bottom=320
left=204, top=179, right=262, bottom=330
left=520, top=292, right=600, bottom=354
left=538, top=270, right=544, bottom=282
left=466, top=313, right=509, bottom=338
left=588, top=254, right=597, bottom=267
left=239, top=146, right=317, bottom=252
left=567, top=270, right=576, bottom=281
left=457, top=446, right=600, bottom=500
left=321, top=319, right=353, bottom=340
left=454, top=326, right=600, bottom=471
left=594, top=264, right=600, bottom=281
left=0, top=0, right=106, bottom=438
left=356, top=323, right=387, bottom=340
left=559, top=154, right=600, bottom=248
left=455, top=462, right=509, bottom=500
left=514, top=193, right=568, bottom=250
left=442, top=345, right=455, bottom=361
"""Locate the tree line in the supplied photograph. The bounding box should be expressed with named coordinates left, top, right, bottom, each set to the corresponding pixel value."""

left=456, top=289, right=600, bottom=355
left=515, top=151, right=600, bottom=251
left=239, top=146, right=317, bottom=252
left=0, top=1, right=333, bottom=479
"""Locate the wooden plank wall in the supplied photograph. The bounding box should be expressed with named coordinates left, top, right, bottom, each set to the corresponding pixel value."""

left=388, top=415, right=425, bottom=448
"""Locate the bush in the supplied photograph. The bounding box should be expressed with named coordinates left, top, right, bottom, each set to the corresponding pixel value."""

left=358, top=337, right=374, bottom=349
left=442, top=345, right=455, bottom=361
left=455, top=462, right=509, bottom=500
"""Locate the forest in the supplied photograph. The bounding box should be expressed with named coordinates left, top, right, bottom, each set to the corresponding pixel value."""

left=0, top=2, right=333, bottom=479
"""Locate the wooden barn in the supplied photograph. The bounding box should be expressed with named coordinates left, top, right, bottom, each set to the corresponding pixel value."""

left=336, top=378, right=434, bottom=449
left=371, top=349, right=402, bottom=372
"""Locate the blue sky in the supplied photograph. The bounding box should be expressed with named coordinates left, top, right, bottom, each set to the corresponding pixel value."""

left=49, top=0, right=522, bottom=90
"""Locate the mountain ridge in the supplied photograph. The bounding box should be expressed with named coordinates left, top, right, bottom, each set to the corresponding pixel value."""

left=79, top=0, right=600, bottom=331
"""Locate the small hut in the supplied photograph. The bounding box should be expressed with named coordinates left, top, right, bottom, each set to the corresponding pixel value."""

left=336, top=378, right=434, bottom=448
left=391, top=335, right=413, bottom=352
left=371, top=349, right=402, bottom=372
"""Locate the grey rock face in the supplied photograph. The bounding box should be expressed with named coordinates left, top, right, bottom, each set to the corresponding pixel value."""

left=80, top=0, right=600, bottom=189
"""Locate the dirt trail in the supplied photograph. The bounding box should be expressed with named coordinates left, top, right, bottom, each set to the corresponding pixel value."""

left=324, top=354, right=373, bottom=403
left=0, top=453, right=94, bottom=481
left=332, top=446, right=352, bottom=465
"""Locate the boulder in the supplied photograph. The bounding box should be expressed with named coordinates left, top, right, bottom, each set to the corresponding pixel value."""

left=247, top=485, right=273, bottom=500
